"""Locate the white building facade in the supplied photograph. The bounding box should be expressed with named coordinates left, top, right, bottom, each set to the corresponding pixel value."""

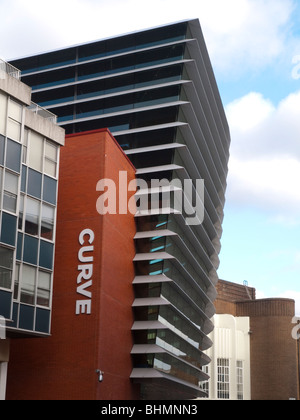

left=201, top=314, right=251, bottom=400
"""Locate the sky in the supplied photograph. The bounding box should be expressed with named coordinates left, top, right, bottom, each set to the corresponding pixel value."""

left=1, top=0, right=300, bottom=314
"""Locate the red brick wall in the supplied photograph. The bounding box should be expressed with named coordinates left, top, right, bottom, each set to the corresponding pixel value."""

left=215, top=280, right=256, bottom=316
left=7, top=129, right=139, bottom=400
left=237, top=299, right=298, bottom=401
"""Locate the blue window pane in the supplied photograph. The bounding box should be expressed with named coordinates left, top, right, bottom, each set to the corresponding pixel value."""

left=43, top=176, right=57, bottom=205
left=23, top=235, right=38, bottom=265
left=6, top=139, right=21, bottom=173
left=16, top=232, right=23, bottom=261
left=35, top=308, right=50, bottom=334
left=0, top=290, right=12, bottom=319
left=27, top=168, right=42, bottom=199
left=21, top=165, right=27, bottom=193
left=1, top=213, right=17, bottom=246
left=39, top=241, right=54, bottom=270
left=19, top=304, right=34, bottom=331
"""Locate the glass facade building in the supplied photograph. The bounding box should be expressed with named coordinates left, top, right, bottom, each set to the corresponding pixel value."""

left=11, top=20, right=231, bottom=399
left=0, top=60, right=64, bottom=337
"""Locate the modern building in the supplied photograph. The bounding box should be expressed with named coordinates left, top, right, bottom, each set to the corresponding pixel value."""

left=6, top=128, right=140, bottom=400
left=206, top=280, right=299, bottom=401
left=0, top=58, right=65, bottom=399
left=200, top=313, right=251, bottom=400
left=9, top=19, right=231, bottom=400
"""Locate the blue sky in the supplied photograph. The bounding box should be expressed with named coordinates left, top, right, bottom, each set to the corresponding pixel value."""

left=1, top=0, right=300, bottom=313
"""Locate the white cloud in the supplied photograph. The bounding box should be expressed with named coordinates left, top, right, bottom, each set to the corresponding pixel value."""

left=228, top=155, right=300, bottom=212
left=226, top=93, right=275, bottom=132
left=225, top=90, right=300, bottom=221
left=198, top=0, right=296, bottom=73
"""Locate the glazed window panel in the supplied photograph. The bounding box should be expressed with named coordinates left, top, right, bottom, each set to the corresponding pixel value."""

left=18, top=194, right=24, bottom=230
left=237, top=361, right=244, bottom=400
left=23, top=235, right=39, bottom=265
left=39, top=240, right=54, bottom=270
left=3, top=171, right=18, bottom=213
left=22, top=129, right=29, bottom=164
left=28, top=131, right=43, bottom=172
left=8, top=100, right=22, bottom=123
left=1, top=213, right=17, bottom=246
left=13, top=263, right=20, bottom=300
left=44, top=141, right=58, bottom=177
left=45, top=141, right=57, bottom=161
left=6, top=139, right=21, bottom=173
left=27, top=168, right=42, bottom=199
left=217, top=358, right=230, bottom=400
left=0, top=246, right=13, bottom=289
left=20, top=264, right=36, bottom=305
left=44, top=159, right=56, bottom=178
left=37, top=271, right=51, bottom=307
left=20, top=165, right=27, bottom=193
left=43, top=176, right=57, bottom=205
left=7, top=119, right=21, bottom=142
left=7, top=100, right=22, bottom=142
left=16, top=232, right=23, bottom=261
left=41, top=204, right=55, bottom=240
left=25, top=197, right=40, bottom=236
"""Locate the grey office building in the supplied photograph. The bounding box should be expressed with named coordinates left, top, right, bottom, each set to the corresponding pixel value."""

left=11, top=19, right=231, bottom=399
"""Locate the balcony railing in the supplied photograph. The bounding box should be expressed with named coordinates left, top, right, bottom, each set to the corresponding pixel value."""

left=0, top=58, right=21, bottom=80
left=28, top=102, right=58, bottom=124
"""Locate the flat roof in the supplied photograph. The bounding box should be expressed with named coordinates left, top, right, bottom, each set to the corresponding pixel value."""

left=10, top=19, right=199, bottom=62
left=65, top=128, right=136, bottom=172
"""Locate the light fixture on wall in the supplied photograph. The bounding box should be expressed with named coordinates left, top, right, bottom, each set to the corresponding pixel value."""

left=96, top=369, right=104, bottom=383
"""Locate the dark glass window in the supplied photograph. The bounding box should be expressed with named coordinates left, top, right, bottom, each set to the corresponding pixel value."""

left=72, top=85, right=180, bottom=123
left=1, top=212, right=17, bottom=246
left=70, top=105, right=179, bottom=135
left=16, top=232, right=23, bottom=261
left=130, top=148, right=175, bottom=169
left=23, top=235, right=38, bottom=265
left=27, top=168, right=42, bottom=199
left=25, top=66, right=76, bottom=90
left=19, top=304, right=34, bottom=330
left=6, top=139, right=21, bottom=172
left=35, top=308, right=50, bottom=333
left=33, top=85, right=75, bottom=107
left=0, top=246, right=14, bottom=289
left=39, top=240, right=54, bottom=270
left=117, top=127, right=177, bottom=151
left=43, top=176, right=57, bottom=205
left=21, top=165, right=27, bottom=193
left=18, top=195, right=24, bottom=230
left=0, top=290, right=12, bottom=319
